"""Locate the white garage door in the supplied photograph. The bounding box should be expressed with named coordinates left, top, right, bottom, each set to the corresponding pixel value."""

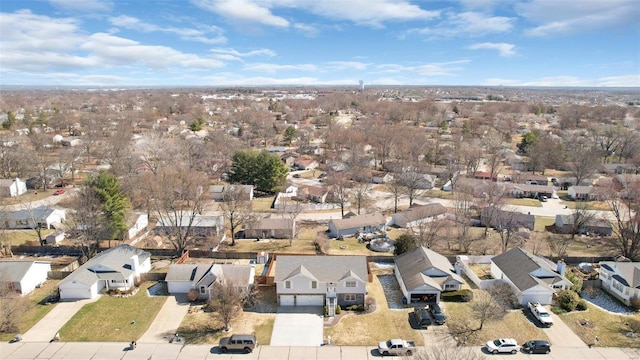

left=280, top=295, right=295, bottom=306
left=296, top=295, right=324, bottom=306
left=521, top=293, right=552, bottom=306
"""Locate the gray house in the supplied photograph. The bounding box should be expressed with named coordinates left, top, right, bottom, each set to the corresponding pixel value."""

left=395, top=247, right=465, bottom=304
left=480, top=208, right=535, bottom=231
left=274, top=255, right=368, bottom=315
left=555, top=214, right=612, bottom=236
left=244, top=218, right=295, bottom=239
left=166, top=263, right=254, bottom=300
left=328, top=213, right=386, bottom=238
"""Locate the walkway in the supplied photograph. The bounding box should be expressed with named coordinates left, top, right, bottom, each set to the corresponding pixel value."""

left=21, top=297, right=99, bottom=342
left=138, top=295, right=190, bottom=344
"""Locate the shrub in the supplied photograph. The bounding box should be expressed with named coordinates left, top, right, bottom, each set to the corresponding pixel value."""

left=576, top=300, right=588, bottom=311
left=346, top=304, right=365, bottom=312
left=557, top=290, right=580, bottom=312
left=630, top=297, right=640, bottom=310
left=441, top=289, right=474, bottom=302
left=551, top=306, right=566, bottom=315
left=324, top=306, right=328, bottom=316
left=336, top=305, right=341, bottom=314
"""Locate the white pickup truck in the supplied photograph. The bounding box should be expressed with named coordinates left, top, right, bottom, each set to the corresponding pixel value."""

left=528, top=302, right=554, bottom=327
left=378, top=338, right=416, bottom=356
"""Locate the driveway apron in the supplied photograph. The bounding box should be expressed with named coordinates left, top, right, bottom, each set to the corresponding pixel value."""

left=21, top=297, right=100, bottom=342
left=270, top=306, right=324, bottom=346
left=543, top=310, right=587, bottom=348
left=138, top=294, right=190, bottom=344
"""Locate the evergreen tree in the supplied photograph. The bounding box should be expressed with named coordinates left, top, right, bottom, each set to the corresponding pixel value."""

left=87, top=170, right=130, bottom=239
left=283, top=126, right=296, bottom=145
left=2, top=111, right=16, bottom=130
left=228, top=149, right=288, bottom=193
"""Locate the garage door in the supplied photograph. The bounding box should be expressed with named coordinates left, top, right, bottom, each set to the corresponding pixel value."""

left=521, top=293, right=551, bottom=306
left=296, top=295, right=324, bottom=306
left=280, top=295, right=295, bottom=306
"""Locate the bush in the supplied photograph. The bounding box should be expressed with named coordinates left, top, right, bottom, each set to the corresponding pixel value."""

left=324, top=306, right=328, bottom=316
left=551, top=306, right=566, bottom=315
left=346, top=305, right=365, bottom=312
left=441, top=289, right=474, bottom=302
left=336, top=305, right=341, bottom=314
left=576, top=300, right=588, bottom=311
left=630, top=297, right=640, bottom=310
left=557, top=290, right=580, bottom=312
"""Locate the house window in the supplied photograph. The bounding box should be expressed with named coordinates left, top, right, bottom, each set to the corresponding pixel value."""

left=285, top=281, right=291, bottom=289
left=200, top=286, right=206, bottom=294
left=311, top=281, right=317, bottom=289
left=612, top=280, right=624, bottom=293
left=601, top=272, right=608, bottom=279
left=344, top=294, right=356, bottom=301
left=444, top=284, right=457, bottom=291
left=345, top=281, right=356, bottom=288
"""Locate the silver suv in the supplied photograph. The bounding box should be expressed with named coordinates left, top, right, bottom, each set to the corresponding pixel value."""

left=219, top=334, right=257, bottom=353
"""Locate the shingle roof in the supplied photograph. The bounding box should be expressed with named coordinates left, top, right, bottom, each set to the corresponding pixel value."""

left=491, top=247, right=567, bottom=292
left=246, top=218, right=293, bottom=231
left=59, top=245, right=150, bottom=287
left=0, top=261, right=49, bottom=283
left=329, top=213, right=386, bottom=231
left=394, top=247, right=464, bottom=291
left=274, top=255, right=368, bottom=283
left=166, top=264, right=214, bottom=286
left=610, top=262, right=640, bottom=289
left=394, top=204, right=447, bottom=226
left=166, top=264, right=254, bottom=287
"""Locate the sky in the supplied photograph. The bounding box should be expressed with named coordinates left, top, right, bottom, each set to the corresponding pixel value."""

left=0, top=0, right=639, bottom=87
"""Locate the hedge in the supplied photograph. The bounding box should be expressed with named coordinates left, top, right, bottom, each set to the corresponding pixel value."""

left=440, top=289, right=474, bottom=302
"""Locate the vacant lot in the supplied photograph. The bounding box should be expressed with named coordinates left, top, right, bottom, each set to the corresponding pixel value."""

left=0, top=280, right=60, bottom=342
left=58, top=282, right=167, bottom=342
left=560, top=306, right=640, bottom=347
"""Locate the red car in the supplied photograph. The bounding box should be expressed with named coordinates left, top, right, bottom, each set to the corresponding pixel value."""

left=53, top=189, right=65, bottom=195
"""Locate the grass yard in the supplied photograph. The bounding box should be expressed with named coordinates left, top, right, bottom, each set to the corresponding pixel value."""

left=424, top=190, right=454, bottom=199
left=0, top=190, right=58, bottom=206
left=445, top=291, right=548, bottom=346
left=0, top=280, right=60, bottom=342
left=252, top=196, right=276, bottom=212
left=324, top=271, right=424, bottom=346
left=222, top=238, right=316, bottom=254
left=505, top=198, right=542, bottom=207
left=562, top=201, right=611, bottom=211
left=327, top=237, right=392, bottom=256
left=177, top=310, right=275, bottom=345
left=58, top=282, right=167, bottom=342
left=534, top=216, right=556, bottom=232
left=560, top=306, right=640, bottom=347
left=3, top=229, right=55, bottom=246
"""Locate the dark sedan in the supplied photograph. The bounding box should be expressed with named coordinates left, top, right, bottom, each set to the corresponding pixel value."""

left=522, top=340, right=551, bottom=354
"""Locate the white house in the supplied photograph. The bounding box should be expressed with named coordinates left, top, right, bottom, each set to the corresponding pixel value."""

left=599, top=261, right=640, bottom=306
left=0, top=261, right=51, bottom=296
left=58, top=245, right=151, bottom=300
left=156, top=213, right=224, bottom=237
left=491, top=247, right=571, bottom=305
left=0, top=178, right=27, bottom=197
left=390, top=204, right=448, bottom=228
left=209, top=184, right=254, bottom=201
left=328, top=213, right=387, bottom=238
left=274, top=255, right=368, bottom=316
left=166, top=263, right=254, bottom=301
left=2, top=206, right=66, bottom=229
left=394, top=247, right=465, bottom=304
left=45, top=230, right=66, bottom=245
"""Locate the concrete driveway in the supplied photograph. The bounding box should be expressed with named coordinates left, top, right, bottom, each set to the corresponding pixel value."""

left=21, top=297, right=99, bottom=342
left=138, top=295, right=190, bottom=344
left=543, top=310, right=588, bottom=348
left=270, top=307, right=324, bottom=346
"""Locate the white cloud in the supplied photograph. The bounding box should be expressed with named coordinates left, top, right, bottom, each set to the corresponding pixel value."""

left=516, top=0, right=640, bottom=36
left=48, top=0, right=112, bottom=12
left=293, top=23, right=320, bottom=37
left=375, top=60, right=470, bottom=77
left=326, top=61, right=370, bottom=71
left=209, top=48, right=277, bottom=61
left=468, top=42, right=516, bottom=57
left=595, top=75, right=640, bottom=87
left=192, top=0, right=289, bottom=27
left=243, top=63, right=318, bottom=73
left=108, top=15, right=227, bottom=44
left=407, top=11, right=514, bottom=38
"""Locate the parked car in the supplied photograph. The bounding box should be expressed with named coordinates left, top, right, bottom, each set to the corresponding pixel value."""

left=428, top=303, right=446, bottom=325
left=53, top=189, right=65, bottom=196
left=218, top=334, right=257, bottom=354
left=485, top=338, right=520, bottom=354
left=522, top=340, right=551, bottom=354
left=377, top=338, right=416, bottom=356
left=293, top=173, right=301, bottom=178
left=413, top=307, right=432, bottom=328
left=539, top=195, right=548, bottom=202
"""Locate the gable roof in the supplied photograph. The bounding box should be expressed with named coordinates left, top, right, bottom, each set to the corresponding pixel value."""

left=59, top=245, right=150, bottom=287
left=602, top=262, right=640, bottom=289
left=395, top=247, right=464, bottom=291
left=0, top=261, right=50, bottom=283
left=329, top=213, right=386, bottom=231
left=394, top=204, right=447, bottom=225
left=246, top=218, right=293, bottom=231
left=274, top=255, right=368, bottom=283
left=166, top=263, right=254, bottom=288
left=166, top=264, right=215, bottom=286
left=492, top=247, right=567, bottom=292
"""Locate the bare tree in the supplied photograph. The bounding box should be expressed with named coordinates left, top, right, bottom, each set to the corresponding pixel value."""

left=0, top=289, right=28, bottom=333
left=350, top=181, right=373, bottom=215
left=564, top=138, right=600, bottom=187
left=278, top=196, right=303, bottom=246
left=328, top=173, right=351, bottom=218
left=412, top=216, right=448, bottom=249
left=220, top=186, right=254, bottom=246
left=545, top=234, right=574, bottom=258
left=385, top=177, right=405, bottom=213
left=313, top=231, right=330, bottom=254
left=493, top=209, right=527, bottom=254
left=471, top=291, right=507, bottom=331
left=605, top=181, right=640, bottom=260
left=453, top=190, right=477, bottom=252
left=208, top=280, right=242, bottom=332
left=27, top=132, right=54, bottom=191
left=69, top=185, right=108, bottom=258
left=397, top=171, right=426, bottom=207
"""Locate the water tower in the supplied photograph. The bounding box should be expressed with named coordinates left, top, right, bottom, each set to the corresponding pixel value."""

left=358, top=80, right=364, bottom=92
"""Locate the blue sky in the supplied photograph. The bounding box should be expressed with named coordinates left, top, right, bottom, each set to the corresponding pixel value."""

left=1, top=0, right=639, bottom=87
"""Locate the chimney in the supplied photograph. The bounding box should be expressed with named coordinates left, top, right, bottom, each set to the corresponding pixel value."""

left=454, top=261, right=462, bottom=276
left=130, top=254, right=139, bottom=275
left=557, top=259, right=566, bottom=276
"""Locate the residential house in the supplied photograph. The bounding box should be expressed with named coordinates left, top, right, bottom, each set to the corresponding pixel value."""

left=210, top=184, right=254, bottom=201
left=600, top=163, right=637, bottom=175
left=481, top=208, right=535, bottom=231
left=156, top=213, right=224, bottom=238
left=45, top=230, right=66, bottom=245
left=506, top=183, right=555, bottom=198
left=491, top=247, right=572, bottom=305
left=298, top=185, right=329, bottom=203
left=555, top=214, right=612, bottom=236
left=1, top=206, right=66, bottom=230
left=523, top=174, right=549, bottom=186
left=294, top=156, right=319, bottom=170
left=473, top=171, right=498, bottom=182
left=599, top=261, right=640, bottom=306
left=244, top=218, right=295, bottom=239
left=394, top=247, right=465, bottom=304
left=58, top=245, right=151, bottom=300
left=398, top=171, right=436, bottom=189
left=568, top=186, right=603, bottom=201
left=0, top=261, right=51, bottom=296
left=390, top=204, right=448, bottom=228
left=371, top=171, right=393, bottom=184
left=0, top=178, right=27, bottom=197
left=328, top=212, right=387, bottom=238
left=274, top=255, right=368, bottom=314
left=166, top=263, right=255, bottom=301
left=451, top=178, right=499, bottom=197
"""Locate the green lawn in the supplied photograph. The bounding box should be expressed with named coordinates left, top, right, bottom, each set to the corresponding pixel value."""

left=222, top=238, right=317, bottom=254
left=505, top=198, right=542, bottom=207
left=58, top=282, right=167, bottom=342
left=0, top=280, right=60, bottom=341
left=177, top=310, right=275, bottom=345
left=560, top=305, right=640, bottom=347
left=534, top=216, right=556, bottom=232
left=252, top=196, right=276, bottom=212
left=3, top=229, right=55, bottom=246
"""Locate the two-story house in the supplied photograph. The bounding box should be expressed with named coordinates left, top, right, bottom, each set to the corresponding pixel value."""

left=599, top=261, right=640, bottom=307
